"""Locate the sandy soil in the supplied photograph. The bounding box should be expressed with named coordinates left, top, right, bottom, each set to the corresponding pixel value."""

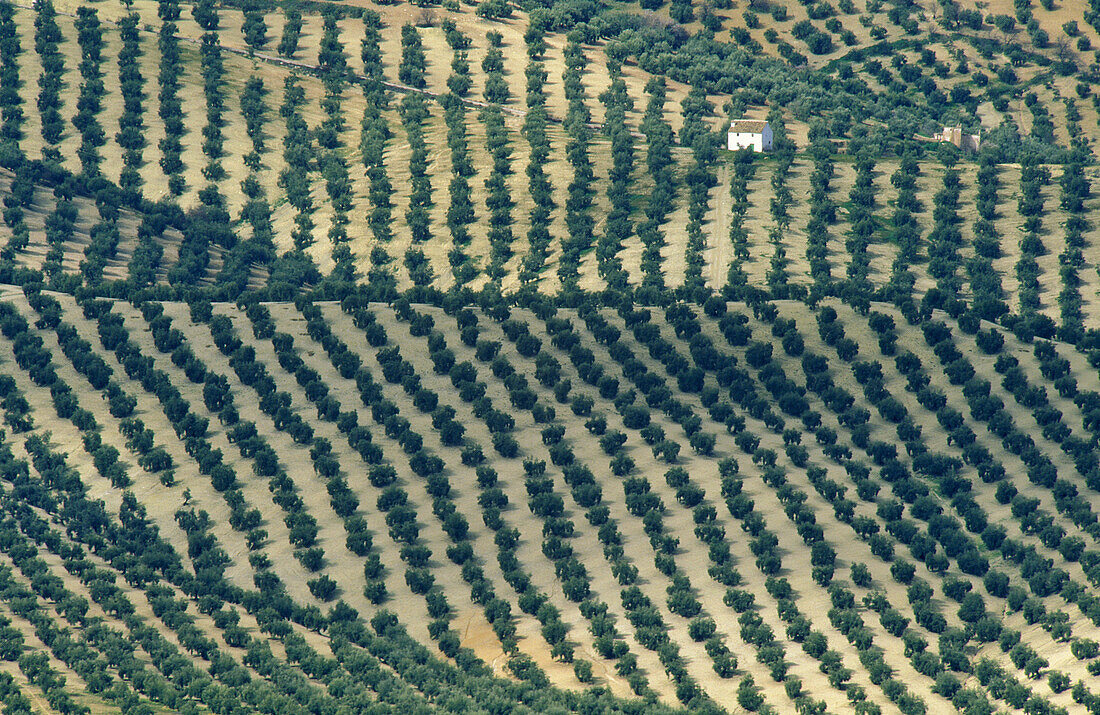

left=704, top=162, right=732, bottom=288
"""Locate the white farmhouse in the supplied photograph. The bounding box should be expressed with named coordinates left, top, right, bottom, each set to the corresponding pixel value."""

left=727, top=120, right=773, bottom=152
left=932, top=125, right=981, bottom=151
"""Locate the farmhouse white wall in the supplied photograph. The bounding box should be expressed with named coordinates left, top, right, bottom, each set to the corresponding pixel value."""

left=727, top=121, right=773, bottom=152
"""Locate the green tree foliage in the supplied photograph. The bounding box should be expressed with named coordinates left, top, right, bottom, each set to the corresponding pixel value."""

left=968, top=152, right=1008, bottom=321
left=0, top=2, right=23, bottom=151
left=317, top=12, right=354, bottom=281
left=481, top=74, right=514, bottom=282
left=242, top=0, right=267, bottom=51
left=277, top=7, right=301, bottom=58
left=844, top=146, right=877, bottom=311
left=804, top=123, right=835, bottom=296
left=34, top=0, right=64, bottom=159
left=401, top=94, right=435, bottom=286
left=481, top=33, right=509, bottom=104
left=519, top=20, right=554, bottom=287
left=115, top=14, right=146, bottom=194
left=597, top=59, right=633, bottom=291
left=157, top=0, right=185, bottom=195
left=559, top=40, right=594, bottom=290
left=73, top=7, right=106, bottom=177
left=639, top=76, right=675, bottom=289
left=399, top=24, right=426, bottom=89
left=279, top=75, right=316, bottom=252
left=681, top=86, right=718, bottom=293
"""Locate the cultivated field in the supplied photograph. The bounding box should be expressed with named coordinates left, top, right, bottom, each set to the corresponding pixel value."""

left=0, top=0, right=1095, bottom=712
left=0, top=285, right=1094, bottom=713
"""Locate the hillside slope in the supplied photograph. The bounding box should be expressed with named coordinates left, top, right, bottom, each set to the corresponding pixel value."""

left=0, top=285, right=1092, bottom=711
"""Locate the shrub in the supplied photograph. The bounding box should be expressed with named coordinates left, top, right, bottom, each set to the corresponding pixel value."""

left=688, top=617, right=717, bottom=641
left=307, top=575, right=337, bottom=601
left=891, top=560, right=916, bottom=584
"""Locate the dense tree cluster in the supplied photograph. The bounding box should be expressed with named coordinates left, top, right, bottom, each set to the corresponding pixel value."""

left=41, top=180, right=74, bottom=281
left=359, top=13, right=396, bottom=299
left=805, top=124, right=836, bottom=295
left=1055, top=146, right=1090, bottom=343
left=277, top=6, right=302, bottom=58
left=481, top=31, right=509, bottom=104
left=724, top=147, right=754, bottom=292
left=0, top=166, right=31, bottom=260
left=242, top=0, right=267, bottom=52
left=237, top=76, right=275, bottom=261
left=923, top=150, right=965, bottom=317
left=279, top=75, right=316, bottom=252
left=763, top=111, right=797, bottom=299
left=195, top=0, right=227, bottom=221
left=843, top=149, right=876, bottom=311
left=1012, top=154, right=1049, bottom=328
left=399, top=23, right=426, bottom=89
left=443, top=19, right=471, bottom=97
left=966, top=154, right=1007, bottom=322
left=441, top=27, right=476, bottom=286
left=884, top=149, right=922, bottom=312
left=80, top=208, right=120, bottom=286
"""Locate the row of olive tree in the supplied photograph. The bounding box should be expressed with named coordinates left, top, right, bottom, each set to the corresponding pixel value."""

left=318, top=11, right=354, bottom=282
left=0, top=2, right=22, bottom=153
left=481, top=35, right=514, bottom=283
left=559, top=40, right=593, bottom=290
left=116, top=14, right=146, bottom=195
left=519, top=19, right=553, bottom=288
left=638, top=77, right=675, bottom=290
left=360, top=13, right=397, bottom=300
left=158, top=0, right=186, bottom=196
left=34, top=0, right=64, bottom=163
left=596, top=57, right=633, bottom=291
left=73, top=7, right=106, bottom=178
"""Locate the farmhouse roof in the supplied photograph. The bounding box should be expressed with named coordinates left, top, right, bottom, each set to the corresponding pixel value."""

left=730, top=120, right=769, bottom=133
